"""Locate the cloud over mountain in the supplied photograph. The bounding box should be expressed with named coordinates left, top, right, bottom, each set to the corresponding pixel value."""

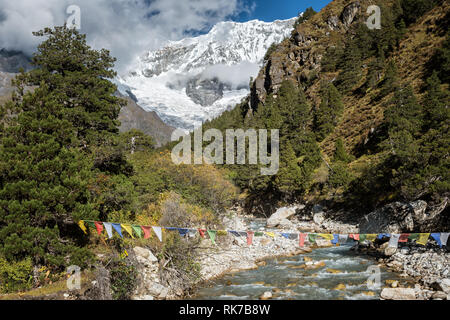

left=0, top=0, right=252, bottom=71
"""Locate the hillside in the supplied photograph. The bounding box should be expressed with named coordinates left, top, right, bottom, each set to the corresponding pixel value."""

left=205, top=0, right=449, bottom=229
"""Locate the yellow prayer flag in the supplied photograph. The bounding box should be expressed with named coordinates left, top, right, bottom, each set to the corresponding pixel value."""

left=318, top=233, right=334, bottom=241
left=265, top=232, right=275, bottom=238
left=78, top=220, right=87, bottom=234
left=416, top=233, right=430, bottom=246
left=366, top=234, right=377, bottom=242
left=121, top=224, right=135, bottom=239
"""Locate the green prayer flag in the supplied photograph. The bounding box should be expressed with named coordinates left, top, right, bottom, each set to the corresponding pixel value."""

left=254, top=232, right=264, bottom=237
left=359, top=234, right=367, bottom=242
left=132, top=225, right=143, bottom=238
left=308, top=233, right=316, bottom=243
left=85, top=221, right=96, bottom=229
left=207, top=230, right=216, bottom=244
left=408, top=233, right=419, bottom=240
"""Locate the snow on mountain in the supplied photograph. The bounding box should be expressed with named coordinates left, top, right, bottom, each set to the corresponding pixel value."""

left=117, top=17, right=296, bottom=130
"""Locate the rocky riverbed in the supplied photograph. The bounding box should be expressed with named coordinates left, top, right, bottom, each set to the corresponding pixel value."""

left=97, top=204, right=449, bottom=300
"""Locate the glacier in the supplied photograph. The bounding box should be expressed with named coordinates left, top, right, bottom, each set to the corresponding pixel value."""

left=117, top=17, right=296, bottom=130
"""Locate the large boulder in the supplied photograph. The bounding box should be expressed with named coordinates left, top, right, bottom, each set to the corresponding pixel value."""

left=380, top=288, right=416, bottom=300
left=267, top=205, right=304, bottom=228
left=359, top=200, right=446, bottom=233
left=431, top=278, right=450, bottom=294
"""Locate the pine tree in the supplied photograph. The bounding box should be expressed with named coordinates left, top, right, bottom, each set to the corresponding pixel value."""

left=0, top=26, right=127, bottom=270
left=333, top=138, right=354, bottom=163
left=336, top=40, right=363, bottom=94
left=314, top=82, right=344, bottom=141
left=378, top=60, right=399, bottom=99
left=274, top=140, right=303, bottom=197
left=423, top=71, right=448, bottom=130
left=384, top=84, right=423, bottom=138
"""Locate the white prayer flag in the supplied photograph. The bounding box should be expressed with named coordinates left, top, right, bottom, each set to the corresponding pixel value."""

left=338, top=234, right=348, bottom=244
left=388, top=234, right=400, bottom=248
left=104, top=222, right=113, bottom=239
left=440, top=233, right=449, bottom=247
left=152, top=226, right=162, bottom=242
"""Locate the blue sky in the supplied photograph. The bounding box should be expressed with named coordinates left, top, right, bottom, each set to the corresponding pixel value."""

left=236, top=0, right=332, bottom=22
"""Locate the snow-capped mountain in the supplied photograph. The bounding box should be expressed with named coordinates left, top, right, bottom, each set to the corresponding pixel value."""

left=117, top=17, right=296, bottom=130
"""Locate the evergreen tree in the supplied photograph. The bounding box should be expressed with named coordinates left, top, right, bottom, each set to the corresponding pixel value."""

left=294, top=7, right=317, bottom=28
left=429, top=32, right=450, bottom=84
left=423, top=71, right=449, bottom=130
left=365, top=50, right=385, bottom=91
left=276, top=80, right=311, bottom=141
left=274, top=140, right=302, bottom=197
left=378, top=60, right=399, bottom=99
left=314, top=82, right=344, bottom=141
left=0, top=26, right=127, bottom=270
left=384, top=84, right=423, bottom=139
left=400, top=0, right=438, bottom=26
left=333, top=138, right=354, bottom=163
left=336, top=40, right=363, bottom=94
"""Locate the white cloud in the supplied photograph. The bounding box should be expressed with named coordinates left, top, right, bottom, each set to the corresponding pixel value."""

left=0, top=0, right=252, bottom=72
left=201, top=61, right=260, bottom=89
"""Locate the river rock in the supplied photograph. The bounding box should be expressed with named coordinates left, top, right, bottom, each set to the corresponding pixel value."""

left=380, top=288, right=416, bottom=300
left=431, top=291, right=447, bottom=300
left=384, top=247, right=397, bottom=256
left=147, top=282, right=169, bottom=299
left=431, top=278, right=450, bottom=293
left=134, top=294, right=154, bottom=300
left=334, top=283, right=346, bottom=291
left=313, top=212, right=325, bottom=225
left=267, top=205, right=303, bottom=228
left=303, top=260, right=326, bottom=270
left=260, top=291, right=272, bottom=300
left=82, top=266, right=112, bottom=300
left=326, top=268, right=342, bottom=274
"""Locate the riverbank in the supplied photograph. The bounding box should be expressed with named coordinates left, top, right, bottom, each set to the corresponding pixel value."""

left=131, top=210, right=365, bottom=300
left=131, top=213, right=317, bottom=300
left=354, top=241, right=450, bottom=300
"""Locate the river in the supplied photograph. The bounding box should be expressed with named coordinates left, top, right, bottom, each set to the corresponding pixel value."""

left=192, top=219, right=413, bottom=300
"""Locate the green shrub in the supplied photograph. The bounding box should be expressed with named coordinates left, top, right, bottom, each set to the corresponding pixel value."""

left=0, top=256, right=33, bottom=293
left=109, top=258, right=137, bottom=300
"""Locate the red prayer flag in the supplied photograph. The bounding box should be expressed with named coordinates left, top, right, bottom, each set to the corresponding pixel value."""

left=198, top=229, right=206, bottom=238
left=94, top=221, right=104, bottom=235
left=247, top=231, right=254, bottom=245
left=399, top=233, right=410, bottom=242
left=141, top=226, right=152, bottom=239
left=350, top=234, right=360, bottom=241
left=299, top=233, right=306, bottom=247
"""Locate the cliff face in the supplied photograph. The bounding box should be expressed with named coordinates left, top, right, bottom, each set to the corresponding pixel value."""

left=117, top=95, right=174, bottom=147
left=251, top=0, right=363, bottom=108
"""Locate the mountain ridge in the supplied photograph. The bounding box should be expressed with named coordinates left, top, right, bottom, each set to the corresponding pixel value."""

left=118, top=17, right=298, bottom=130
